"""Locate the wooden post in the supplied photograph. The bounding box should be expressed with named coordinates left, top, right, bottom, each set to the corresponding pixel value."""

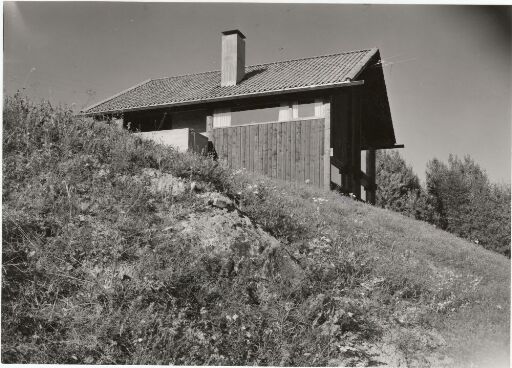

left=340, top=93, right=352, bottom=193
left=292, top=101, right=299, bottom=119
left=365, top=148, right=376, bottom=204
left=206, top=113, right=213, bottom=134
left=351, top=89, right=362, bottom=198
left=323, top=100, right=331, bottom=191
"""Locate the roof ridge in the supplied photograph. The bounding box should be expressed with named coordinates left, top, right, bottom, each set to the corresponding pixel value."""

left=248, top=47, right=376, bottom=68
left=150, top=47, right=377, bottom=82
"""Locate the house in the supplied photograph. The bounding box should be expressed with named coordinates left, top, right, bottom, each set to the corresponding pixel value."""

left=83, top=29, right=403, bottom=203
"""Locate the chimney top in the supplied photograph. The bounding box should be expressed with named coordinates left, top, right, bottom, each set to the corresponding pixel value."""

left=221, top=29, right=246, bottom=39
left=221, top=29, right=246, bottom=86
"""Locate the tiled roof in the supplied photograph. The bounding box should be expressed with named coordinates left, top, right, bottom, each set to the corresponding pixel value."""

left=84, top=48, right=378, bottom=115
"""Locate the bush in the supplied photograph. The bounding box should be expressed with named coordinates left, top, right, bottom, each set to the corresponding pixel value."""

left=426, top=155, right=511, bottom=257
left=2, top=95, right=382, bottom=364
left=3, top=95, right=508, bottom=366
left=375, top=150, right=436, bottom=222
left=376, top=150, right=510, bottom=257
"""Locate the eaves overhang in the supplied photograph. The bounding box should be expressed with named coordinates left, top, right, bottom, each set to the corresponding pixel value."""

left=82, top=79, right=365, bottom=116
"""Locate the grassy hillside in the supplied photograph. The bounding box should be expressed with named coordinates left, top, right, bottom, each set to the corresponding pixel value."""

left=2, top=94, right=510, bottom=366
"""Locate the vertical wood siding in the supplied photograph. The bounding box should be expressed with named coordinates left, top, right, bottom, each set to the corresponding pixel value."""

left=212, top=118, right=326, bottom=188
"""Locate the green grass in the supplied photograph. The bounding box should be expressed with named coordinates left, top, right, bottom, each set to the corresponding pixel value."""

left=2, top=94, right=510, bottom=366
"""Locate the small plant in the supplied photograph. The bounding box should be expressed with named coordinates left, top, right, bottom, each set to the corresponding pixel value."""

left=2, top=95, right=509, bottom=366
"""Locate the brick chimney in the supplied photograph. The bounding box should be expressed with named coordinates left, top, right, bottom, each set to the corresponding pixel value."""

left=221, top=30, right=246, bottom=86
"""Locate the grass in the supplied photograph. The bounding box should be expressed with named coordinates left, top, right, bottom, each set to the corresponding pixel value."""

left=2, top=94, right=510, bottom=366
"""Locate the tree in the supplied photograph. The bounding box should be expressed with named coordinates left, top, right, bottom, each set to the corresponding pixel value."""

left=425, top=155, right=510, bottom=256
left=376, top=151, right=435, bottom=222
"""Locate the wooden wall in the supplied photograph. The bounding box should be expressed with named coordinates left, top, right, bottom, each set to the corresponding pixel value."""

left=211, top=118, right=328, bottom=188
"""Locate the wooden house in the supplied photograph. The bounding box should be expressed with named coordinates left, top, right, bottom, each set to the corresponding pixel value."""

left=83, top=30, right=403, bottom=203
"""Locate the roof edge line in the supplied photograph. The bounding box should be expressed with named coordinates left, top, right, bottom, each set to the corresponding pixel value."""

left=85, top=80, right=364, bottom=115
left=82, top=78, right=152, bottom=113
left=344, top=47, right=379, bottom=81
left=244, top=47, right=375, bottom=69
left=148, top=48, right=376, bottom=82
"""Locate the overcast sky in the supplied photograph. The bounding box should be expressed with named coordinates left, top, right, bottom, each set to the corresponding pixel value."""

left=4, top=3, right=511, bottom=184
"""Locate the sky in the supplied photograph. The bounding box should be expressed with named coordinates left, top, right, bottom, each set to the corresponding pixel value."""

left=4, top=2, right=511, bottom=184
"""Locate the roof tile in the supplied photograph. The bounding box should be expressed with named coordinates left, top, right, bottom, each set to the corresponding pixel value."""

left=85, top=48, right=377, bottom=114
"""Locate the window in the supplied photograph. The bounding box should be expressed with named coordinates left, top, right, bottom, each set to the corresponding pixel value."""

left=297, top=101, right=316, bottom=118
left=231, top=105, right=281, bottom=126
left=171, top=110, right=207, bottom=132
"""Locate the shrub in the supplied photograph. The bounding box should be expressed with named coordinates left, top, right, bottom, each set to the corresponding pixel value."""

left=426, top=155, right=511, bottom=256
left=1, top=95, right=382, bottom=364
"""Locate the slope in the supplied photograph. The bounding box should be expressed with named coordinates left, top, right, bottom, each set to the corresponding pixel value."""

left=2, top=95, right=509, bottom=367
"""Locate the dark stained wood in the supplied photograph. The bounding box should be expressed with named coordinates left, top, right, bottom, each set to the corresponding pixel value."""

left=351, top=90, right=362, bottom=198
left=339, top=92, right=352, bottom=192
left=360, top=171, right=371, bottom=189
left=365, top=149, right=376, bottom=204
left=331, top=156, right=348, bottom=173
